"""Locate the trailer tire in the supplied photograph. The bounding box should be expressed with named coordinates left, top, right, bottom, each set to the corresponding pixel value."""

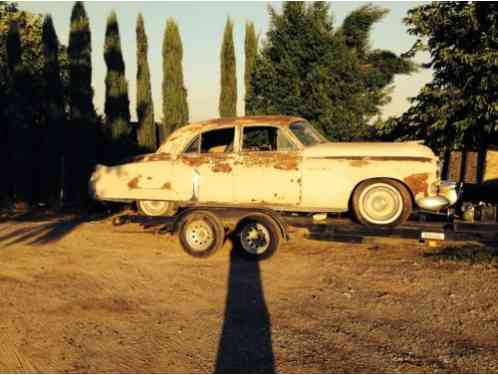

left=177, top=210, right=224, bottom=258
left=234, top=214, right=281, bottom=261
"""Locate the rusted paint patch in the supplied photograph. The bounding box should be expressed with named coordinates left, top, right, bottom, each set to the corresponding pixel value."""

left=162, top=182, right=172, bottom=190
left=404, top=173, right=429, bottom=196
left=128, top=176, right=141, bottom=189
left=202, top=115, right=304, bottom=127
left=349, top=159, right=370, bottom=167
left=241, top=152, right=301, bottom=171
left=212, top=162, right=232, bottom=173
left=181, top=155, right=210, bottom=167
left=145, top=153, right=172, bottom=162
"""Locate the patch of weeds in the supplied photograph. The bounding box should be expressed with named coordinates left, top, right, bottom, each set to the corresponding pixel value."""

left=423, top=244, right=498, bottom=267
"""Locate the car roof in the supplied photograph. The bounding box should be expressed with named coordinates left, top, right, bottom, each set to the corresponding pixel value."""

left=160, top=115, right=306, bottom=153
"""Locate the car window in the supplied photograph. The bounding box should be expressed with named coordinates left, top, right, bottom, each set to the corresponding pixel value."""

left=289, top=122, right=327, bottom=147
left=242, top=126, right=296, bottom=152
left=200, top=127, right=235, bottom=154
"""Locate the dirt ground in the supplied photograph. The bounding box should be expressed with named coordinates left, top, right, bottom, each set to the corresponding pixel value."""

left=0, top=213, right=497, bottom=373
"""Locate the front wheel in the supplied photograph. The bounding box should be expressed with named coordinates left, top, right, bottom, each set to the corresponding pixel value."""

left=352, top=179, right=412, bottom=227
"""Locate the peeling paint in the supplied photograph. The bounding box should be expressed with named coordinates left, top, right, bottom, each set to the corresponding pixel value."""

left=128, top=176, right=141, bottom=189
left=212, top=162, right=232, bottom=173
left=162, top=182, right=172, bottom=190
left=241, top=152, right=301, bottom=171
left=404, top=173, right=429, bottom=197
left=349, top=159, right=370, bottom=167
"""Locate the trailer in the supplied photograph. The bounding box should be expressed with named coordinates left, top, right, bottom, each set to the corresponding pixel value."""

left=111, top=202, right=498, bottom=260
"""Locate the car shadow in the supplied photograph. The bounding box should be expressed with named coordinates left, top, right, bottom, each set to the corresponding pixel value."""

left=215, top=251, right=275, bottom=373
left=423, top=244, right=498, bottom=265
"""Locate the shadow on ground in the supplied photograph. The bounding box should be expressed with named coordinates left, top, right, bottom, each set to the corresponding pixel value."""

left=0, top=205, right=119, bottom=247
left=215, top=252, right=275, bottom=373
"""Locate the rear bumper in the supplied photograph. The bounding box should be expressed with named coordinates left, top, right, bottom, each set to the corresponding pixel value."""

left=416, top=181, right=461, bottom=211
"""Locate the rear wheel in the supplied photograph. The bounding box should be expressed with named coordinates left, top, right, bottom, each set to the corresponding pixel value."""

left=137, top=200, right=176, bottom=217
left=178, top=210, right=224, bottom=258
left=234, top=214, right=281, bottom=260
left=352, top=179, right=412, bottom=227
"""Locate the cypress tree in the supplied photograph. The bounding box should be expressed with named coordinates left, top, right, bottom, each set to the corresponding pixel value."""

left=161, top=18, right=188, bottom=142
left=67, top=1, right=97, bottom=204
left=136, top=13, right=156, bottom=152
left=6, top=19, right=33, bottom=207
left=104, top=10, right=131, bottom=162
left=41, top=15, right=65, bottom=206
left=219, top=18, right=237, bottom=117
left=244, top=21, right=257, bottom=114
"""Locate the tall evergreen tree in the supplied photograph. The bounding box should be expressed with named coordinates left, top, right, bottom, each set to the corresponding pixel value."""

left=244, top=21, right=257, bottom=115
left=161, top=18, right=188, bottom=141
left=219, top=18, right=237, bottom=117
left=136, top=13, right=156, bottom=152
left=41, top=15, right=65, bottom=206
left=67, top=1, right=97, bottom=204
left=6, top=19, right=33, bottom=206
left=247, top=3, right=414, bottom=141
left=104, top=10, right=131, bottom=162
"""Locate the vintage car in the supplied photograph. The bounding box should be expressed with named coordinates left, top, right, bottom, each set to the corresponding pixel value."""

left=89, top=116, right=458, bottom=227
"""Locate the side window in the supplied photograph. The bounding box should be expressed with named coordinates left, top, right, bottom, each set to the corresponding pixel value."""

left=200, top=127, right=235, bottom=154
left=243, top=126, right=296, bottom=151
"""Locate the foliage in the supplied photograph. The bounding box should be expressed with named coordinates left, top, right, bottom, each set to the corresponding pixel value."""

left=244, top=21, right=258, bottom=113
left=378, top=2, right=498, bottom=155
left=161, top=18, right=189, bottom=141
left=66, top=1, right=97, bottom=203
left=219, top=17, right=237, bottom=117
left=41, top=15, right=65, bottom=205
left=136, top=13, right=157, bottom=152
left=104, top=10, right=132, bottom=162
left=246, top=2, right=415, bottom=141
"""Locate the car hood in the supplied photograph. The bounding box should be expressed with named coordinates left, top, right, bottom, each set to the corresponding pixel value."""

left=302, top=141, right=437, bottom=160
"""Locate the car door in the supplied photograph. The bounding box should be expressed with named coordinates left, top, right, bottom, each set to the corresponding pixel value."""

left=233, top=125, right=302, bottom=206
left=174, top=126, right=237, bottom=203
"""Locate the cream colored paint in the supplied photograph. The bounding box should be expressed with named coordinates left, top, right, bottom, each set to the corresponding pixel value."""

left=89, top=116, right=444, bottom=213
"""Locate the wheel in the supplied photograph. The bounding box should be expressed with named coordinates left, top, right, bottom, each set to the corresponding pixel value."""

left=352, top=179, right=412, bottom=227
left=177, top=210, right=225, bottom=258
left=234, top=214, right=281, bottom=260
left=137, top=200, right=176, bottom=217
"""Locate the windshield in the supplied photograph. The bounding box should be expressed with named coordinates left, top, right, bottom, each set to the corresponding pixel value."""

left=289, top=122, right=327, bottom=147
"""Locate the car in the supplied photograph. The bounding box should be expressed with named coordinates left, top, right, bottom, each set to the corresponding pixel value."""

left=89, top=115, right=459, bottom=227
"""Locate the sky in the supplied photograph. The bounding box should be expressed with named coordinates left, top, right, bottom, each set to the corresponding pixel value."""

left=19, top=1, right=432, bottom=123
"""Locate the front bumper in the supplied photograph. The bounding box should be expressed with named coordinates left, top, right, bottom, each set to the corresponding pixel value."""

left=416, top=181, right=461, bottom=211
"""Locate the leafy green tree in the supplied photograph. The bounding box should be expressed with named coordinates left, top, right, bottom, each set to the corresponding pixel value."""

left=378, top=2, right=498, bottom=155
left=246, top=2, right=414, bottom=141
left=104, top=10, right=132, bottom=162
left=136, top=13, right=156, bottom=152
left=161, top=18, right=188, bottom=141
left=41, top=15, right=65, bottom=206
left=219, top=17, right=237, bottom=117
left=244, top=21, right=257, bottom=114
left=67, top=1, right=97, bottom=203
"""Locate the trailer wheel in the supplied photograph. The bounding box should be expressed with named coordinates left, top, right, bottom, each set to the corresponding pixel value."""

left=177, top=210, right=224, bottom=258
left=352, top=178, right=412, bottom=227
left=234, top=214, right=281, bottom=260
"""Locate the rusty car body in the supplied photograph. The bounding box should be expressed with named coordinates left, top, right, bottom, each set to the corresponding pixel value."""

left=89, top=116, right=459, bottom=226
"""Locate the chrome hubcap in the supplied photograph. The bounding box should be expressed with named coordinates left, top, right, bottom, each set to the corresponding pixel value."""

left=240, top=223, right=271, bottom=255
left=359, top=183, right=403, bottom=224
left=185, top=220, right=214, bottom=252
left=140, top=200, right=168, bottom=216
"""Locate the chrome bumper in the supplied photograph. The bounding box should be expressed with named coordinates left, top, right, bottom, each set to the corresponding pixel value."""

left=416, top=181, right=461, bottom=211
